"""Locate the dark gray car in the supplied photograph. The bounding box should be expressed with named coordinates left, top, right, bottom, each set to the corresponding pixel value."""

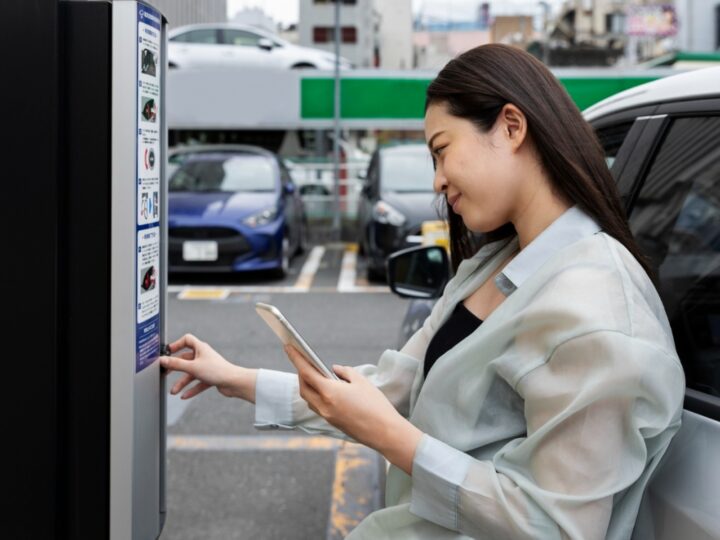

left=357, top=143, right=439, bottom=280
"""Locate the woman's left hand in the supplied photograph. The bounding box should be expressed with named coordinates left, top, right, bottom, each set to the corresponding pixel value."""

left=285, top=345, right=423, bottom=473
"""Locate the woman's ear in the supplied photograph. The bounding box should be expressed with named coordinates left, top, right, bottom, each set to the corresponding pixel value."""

left=499, top=104, right=527, bottom=152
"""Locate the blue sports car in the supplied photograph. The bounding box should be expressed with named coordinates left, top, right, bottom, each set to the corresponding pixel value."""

left=168, top=145, right=307, bottom=277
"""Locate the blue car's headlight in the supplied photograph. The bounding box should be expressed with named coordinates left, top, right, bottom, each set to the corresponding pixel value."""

left=243, top=207, right=279, bottom=228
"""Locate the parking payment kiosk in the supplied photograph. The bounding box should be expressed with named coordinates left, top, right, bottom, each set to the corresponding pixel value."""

left=110, top=4, right=168, bottom=539
left=12, top=1, right=170, bottom=538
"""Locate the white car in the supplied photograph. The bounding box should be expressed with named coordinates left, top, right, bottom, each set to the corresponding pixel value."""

left=168, top=23, right=353, bottom=70
left=390, top=66, right=720, bottom=539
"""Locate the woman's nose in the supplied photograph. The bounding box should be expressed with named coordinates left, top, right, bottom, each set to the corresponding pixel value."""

left=433, top=170, right=448, bottom=194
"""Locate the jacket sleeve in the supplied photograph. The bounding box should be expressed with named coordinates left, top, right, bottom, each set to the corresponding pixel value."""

left=254, top=289, right=451, bottom=437
left=409, top=330, right=685, bottom=540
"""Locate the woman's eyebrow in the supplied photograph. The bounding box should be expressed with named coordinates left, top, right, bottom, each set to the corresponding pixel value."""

left=427, top=131, right=446, bottom=151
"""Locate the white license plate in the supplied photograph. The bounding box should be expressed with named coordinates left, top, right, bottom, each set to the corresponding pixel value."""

left=183, top=241, right=218, bottom=261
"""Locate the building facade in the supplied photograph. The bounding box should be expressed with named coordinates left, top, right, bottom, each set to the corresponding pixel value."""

left=413, top=30, right=491, bottom=70
left=552, top=0, right=683, bottom=65
left=148, top=0, right=226, bottom=29
left=674, top=0, right=720, bottom=52
left=375, top=0, right=413, bottom=69
left=299, top=0, right=375, bottom=68
left=231, top=7, right=277, bottom=33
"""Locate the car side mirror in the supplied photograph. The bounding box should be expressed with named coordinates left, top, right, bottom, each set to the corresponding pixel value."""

left=258, top=38, right=274, bottom=51
left=283, top=182, right=296, bottom=195
left=387, top=246, right=450, bottom=299
left=361, top=183, right=373, bottom=197
left=357, top=169, right=367, bottom=180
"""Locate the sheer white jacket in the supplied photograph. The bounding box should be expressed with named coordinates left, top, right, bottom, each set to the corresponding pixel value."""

left=254, top=207, right=685, bottom=539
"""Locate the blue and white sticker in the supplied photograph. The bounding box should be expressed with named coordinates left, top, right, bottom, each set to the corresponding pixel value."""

left=135, top=2, right=162, bottom=372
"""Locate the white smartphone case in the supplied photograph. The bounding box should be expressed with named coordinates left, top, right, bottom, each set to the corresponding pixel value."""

left=255, top=302, right=339, bottom=380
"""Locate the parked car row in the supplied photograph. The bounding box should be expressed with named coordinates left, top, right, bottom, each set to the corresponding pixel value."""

left=166, top=139, right=442, bottom=281
left=169, top=23, right=353, bottom=70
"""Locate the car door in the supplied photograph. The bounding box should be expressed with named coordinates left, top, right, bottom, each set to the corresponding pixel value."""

left=620, top=109, right=720, bottom=404
left=169, top=28, right=222, bottom=68
left=605, top=105, right=720, bottom=539
left=220, top=28, right=285, bottom=69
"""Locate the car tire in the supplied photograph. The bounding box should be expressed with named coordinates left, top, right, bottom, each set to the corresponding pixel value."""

left=273, top=236, right=291, bottom=280
left=367, top=264, right=386, bottom=283
left=297, top=218, right=310, bottom=255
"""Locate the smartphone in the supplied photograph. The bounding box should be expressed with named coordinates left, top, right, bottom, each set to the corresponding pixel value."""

left=255, top=302, right=340, bottom=380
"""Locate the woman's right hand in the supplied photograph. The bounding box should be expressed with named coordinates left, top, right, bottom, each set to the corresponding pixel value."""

left=159, top=333, right=257, bottom=402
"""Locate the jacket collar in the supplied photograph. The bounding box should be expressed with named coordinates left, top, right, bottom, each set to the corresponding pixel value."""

left=494, top=206, right=602, bottom=296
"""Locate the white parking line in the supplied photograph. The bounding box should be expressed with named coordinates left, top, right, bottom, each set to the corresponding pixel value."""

left=337, top=246, right=358, bottom=292
left=169, top=246, right=326, bottom=297
left=168, top=284, right=303, bottom=295
left=169, top=244, right=389, bottom=297
left=294, top=245, right=326, bottom=291
left=338, top=245, right=389, bottom=293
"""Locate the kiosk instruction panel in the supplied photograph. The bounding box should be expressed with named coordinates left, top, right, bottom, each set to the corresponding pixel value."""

left=136, top=4, right=162, bottom=372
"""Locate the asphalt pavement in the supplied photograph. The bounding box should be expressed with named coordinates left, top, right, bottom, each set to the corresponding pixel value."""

left=160, top=244, right=410, bottom=540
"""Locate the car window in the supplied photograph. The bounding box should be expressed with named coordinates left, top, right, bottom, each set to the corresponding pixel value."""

left=171, top=29, right=219, bottom=44
left=627, top=116, right=720, bottom=398
left=365, top=154, right=378, bottom=187
left=596, top=121, right=634, bottom=170
left=221, top=29, right=263, bottom=47
left=169, top=153, right=277, bottom=192
left=380, top=148, right=435, bottom=192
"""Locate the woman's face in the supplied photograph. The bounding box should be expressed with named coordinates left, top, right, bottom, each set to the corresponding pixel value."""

left=424, top=101, right=528, bottom=233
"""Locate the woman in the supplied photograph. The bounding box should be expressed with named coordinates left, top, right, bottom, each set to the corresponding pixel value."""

left=160, top=45, right=684, bottom=539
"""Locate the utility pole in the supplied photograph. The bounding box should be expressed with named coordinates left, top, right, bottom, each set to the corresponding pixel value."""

left=539, top=1, right=550, bottom=65
left=332, top=0, right=342, bottom=240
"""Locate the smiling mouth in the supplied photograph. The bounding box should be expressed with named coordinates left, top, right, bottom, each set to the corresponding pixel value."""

left=447, top=194, right=461, bottom=212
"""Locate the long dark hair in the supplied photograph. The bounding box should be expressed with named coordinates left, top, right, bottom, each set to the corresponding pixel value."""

left=426, top=44, right=651, bottom=276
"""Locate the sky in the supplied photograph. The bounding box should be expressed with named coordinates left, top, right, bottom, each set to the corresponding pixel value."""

left=226, top=0, right=561, bottom=27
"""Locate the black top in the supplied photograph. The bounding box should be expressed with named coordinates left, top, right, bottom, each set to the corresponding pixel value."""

left=424, top=302, right=483, bottom=378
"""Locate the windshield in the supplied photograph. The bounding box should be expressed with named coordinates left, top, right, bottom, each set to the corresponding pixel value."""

left=169, top=153, right=277, bottom=193
left=380, top=147, right=435, bottom=192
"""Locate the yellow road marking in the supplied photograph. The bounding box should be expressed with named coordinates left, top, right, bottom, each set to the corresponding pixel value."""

left=168, top=435, right=341, bottom=451
left=327, top=442, right=378, bottom=539
left=168, top=435, right=381, bottom=538
left=176, top=288, right=230, bottom=300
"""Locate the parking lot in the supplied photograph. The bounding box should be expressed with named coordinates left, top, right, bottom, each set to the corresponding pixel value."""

left=161, top=243, right=408, bottom=540
left=9, top=1, right=720, bottom=537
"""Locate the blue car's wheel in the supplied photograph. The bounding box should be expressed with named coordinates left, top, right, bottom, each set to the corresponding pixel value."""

left=273, top=236, right=290, bottom=279
left=281, top=237, right=290, bottom=275
left=298, top=219, right=309, bottom=255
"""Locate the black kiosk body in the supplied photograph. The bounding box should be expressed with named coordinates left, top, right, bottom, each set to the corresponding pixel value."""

left=3, top=1, right=168, bottom=538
